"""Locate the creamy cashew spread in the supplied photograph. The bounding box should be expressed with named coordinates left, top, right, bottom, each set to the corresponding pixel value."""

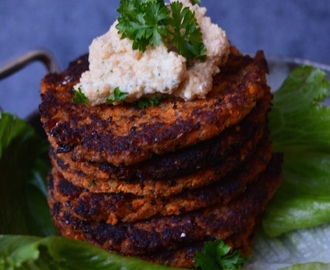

left=74, top=0, right=230, bottom=105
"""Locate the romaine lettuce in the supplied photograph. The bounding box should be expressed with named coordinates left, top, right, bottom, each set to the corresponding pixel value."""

left=281, top=262, right=330, bottom=270
left=264, top=65, right=330, bottom=237
left=0, top=235, right=183, bottom=270
left=0, top=112, right=54, bottom=237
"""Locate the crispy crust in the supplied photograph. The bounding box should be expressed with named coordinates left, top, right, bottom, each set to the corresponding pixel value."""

left=49, top=153, right=282, bottom=266
left=139, top=227, right=260, bottom=268
left=40, top=47, right=269, bottom=166
left=49, top=88, right=272, bottom=182
left=41, top=45, right=282, bottom=269
left=49, top=124, right=269, bottom=197
left=48, top=138, right=272, bottom=224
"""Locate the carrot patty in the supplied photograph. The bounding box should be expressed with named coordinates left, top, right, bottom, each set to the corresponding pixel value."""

left=40, top=46, right=282, bottom=268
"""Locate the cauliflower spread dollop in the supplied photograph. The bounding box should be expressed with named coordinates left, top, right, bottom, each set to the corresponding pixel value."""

left=75, top=0, right=230, bottom=105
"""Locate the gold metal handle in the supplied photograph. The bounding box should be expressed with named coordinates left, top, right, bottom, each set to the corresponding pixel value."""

left=0, top=49, right=60, bottom=80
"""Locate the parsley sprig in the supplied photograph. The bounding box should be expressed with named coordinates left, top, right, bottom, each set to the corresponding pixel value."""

left=194, top=239, right=248, bottom=270
left=116, top=0, right=170, bottom=52
left=72, top=87, right=89, bottom=104
left=170, top=1, right=206, bottom=60
left=135, top=96, right=162, bottom=109
left=190, top=0, right=201, bottom=5
left=116, top=0, right=206, bottom=61
left=105, top=87, right=129, bottom=103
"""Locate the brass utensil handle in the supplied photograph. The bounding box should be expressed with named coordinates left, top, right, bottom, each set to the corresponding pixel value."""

left=0, top=49, right=60, bottom=80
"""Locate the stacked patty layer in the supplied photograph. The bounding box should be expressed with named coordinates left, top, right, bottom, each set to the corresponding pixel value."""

left=40, top=46, right=283, bottom=268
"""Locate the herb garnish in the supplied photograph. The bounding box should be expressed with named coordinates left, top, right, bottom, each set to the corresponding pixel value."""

left=88, top=179, right=97, bottom=187
left=72, top=87, right=89, bottom=104
left=116, top=0, right=206, bottom=61
left=190, top=0, right=201, bottom=5
left=105, top=87, right=129, bottom=103
left=135, top=96, right=162, bottom=109
left=170, top=1, right=206, bottom=60
left=194, top=239, right=247, bottom=270
left=116, top=0, right=170, bottom=52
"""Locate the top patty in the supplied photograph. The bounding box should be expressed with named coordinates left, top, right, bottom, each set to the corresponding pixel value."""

left=40, top=46, right=269, bottom=166
left=49, top=87, right=271, bottom=182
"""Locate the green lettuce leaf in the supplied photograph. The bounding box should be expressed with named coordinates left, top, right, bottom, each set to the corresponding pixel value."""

left=264, top=65, right=330, bottom=237
left=0, top=235, right=183, bottom=270
left=0, top=112, right=55, bottom=236
left=281, top=262, right=330, bottom=270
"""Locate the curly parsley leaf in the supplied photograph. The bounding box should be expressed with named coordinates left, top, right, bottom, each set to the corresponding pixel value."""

left=169, top=1, right=206, bottom=60
left=72, top=87, right=89, bottom=104
left=135, top=96, right=162, bottom=109
left=116, top=0, right=206, bottom=60
left=190, top=0, right=201, bottom=5
left=116, top=0, right=170, bottom=52
left=194, top=239, right=247, bottom=270
left=105, top=87, right=129, bottom=103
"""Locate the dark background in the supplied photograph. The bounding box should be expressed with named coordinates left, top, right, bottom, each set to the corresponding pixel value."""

left=1, top=0, right=330, bottom=118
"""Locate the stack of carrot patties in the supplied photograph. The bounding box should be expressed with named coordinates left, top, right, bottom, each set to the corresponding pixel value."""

left=40, top=46, right=283, bottom=268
